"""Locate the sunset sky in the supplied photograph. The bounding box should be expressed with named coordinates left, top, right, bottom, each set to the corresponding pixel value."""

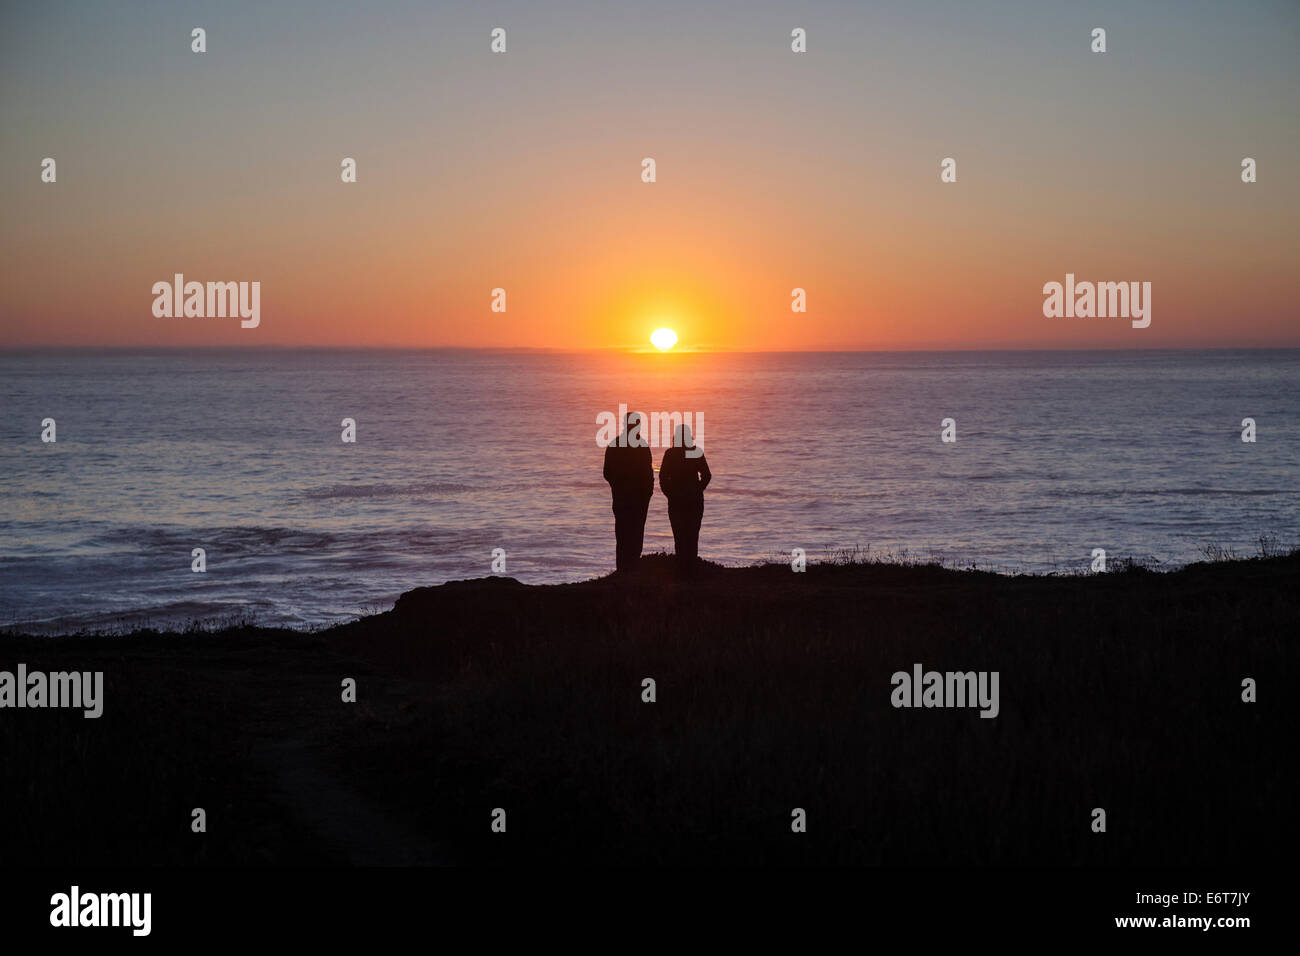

left=2, top=0, right=1297, bottom=350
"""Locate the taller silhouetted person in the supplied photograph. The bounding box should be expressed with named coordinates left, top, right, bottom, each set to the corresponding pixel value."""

left=603, top=412, right=654, bottom=572
left=658, top=423, right=711, bottom=571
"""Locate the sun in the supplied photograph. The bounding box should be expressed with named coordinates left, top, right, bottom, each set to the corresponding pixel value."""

left=650, top=327, right=678, bottom=351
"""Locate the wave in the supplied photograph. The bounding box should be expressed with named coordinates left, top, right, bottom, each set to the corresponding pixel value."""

left=1046, top=487, right=1296, bottom=498
left=296, top=481, right=476, bottom=500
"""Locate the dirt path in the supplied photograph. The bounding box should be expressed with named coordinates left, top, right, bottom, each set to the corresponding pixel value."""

left=253, top=736, right=442, bottom=865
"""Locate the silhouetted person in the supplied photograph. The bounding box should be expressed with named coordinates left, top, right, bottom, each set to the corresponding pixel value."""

left=603, top=412, right=654, bottom=572
left=658, top=423, right=711, bottom=571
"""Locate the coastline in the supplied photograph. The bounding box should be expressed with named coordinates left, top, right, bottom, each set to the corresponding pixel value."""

left=3, top=553, right=1293, bottom=865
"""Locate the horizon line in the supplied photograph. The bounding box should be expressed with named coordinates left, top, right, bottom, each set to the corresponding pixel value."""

left=4, top=344, right=1300, bottom=354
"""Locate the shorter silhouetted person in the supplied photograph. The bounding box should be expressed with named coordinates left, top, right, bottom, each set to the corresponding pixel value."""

left=603, top=412, right=654, bottom=572
left=658, top=423, right=711, bottom=570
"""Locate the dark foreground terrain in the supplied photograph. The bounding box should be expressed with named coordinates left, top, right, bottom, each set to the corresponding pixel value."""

left=1, top=554, right=1292, bottom=866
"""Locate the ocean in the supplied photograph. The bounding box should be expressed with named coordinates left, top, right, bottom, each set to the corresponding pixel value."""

left=2, top=348, right=1297, bottom=633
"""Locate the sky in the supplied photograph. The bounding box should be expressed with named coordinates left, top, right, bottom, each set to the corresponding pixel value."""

left=1, top=0, right=1297, bottom=350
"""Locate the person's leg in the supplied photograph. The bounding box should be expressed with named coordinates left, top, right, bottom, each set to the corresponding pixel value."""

left=668, top=503, right=686, bottom=561
left=684, top=504, right=702, bottom=562
left=613, top=508, right=631, bottom=571
left=631, top=499, right=648, bottom=564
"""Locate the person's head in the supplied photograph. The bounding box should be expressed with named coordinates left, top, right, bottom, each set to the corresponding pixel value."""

left=624, top=412, right=645, bottom=448
left=674, top=423, right=693, bottom=449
